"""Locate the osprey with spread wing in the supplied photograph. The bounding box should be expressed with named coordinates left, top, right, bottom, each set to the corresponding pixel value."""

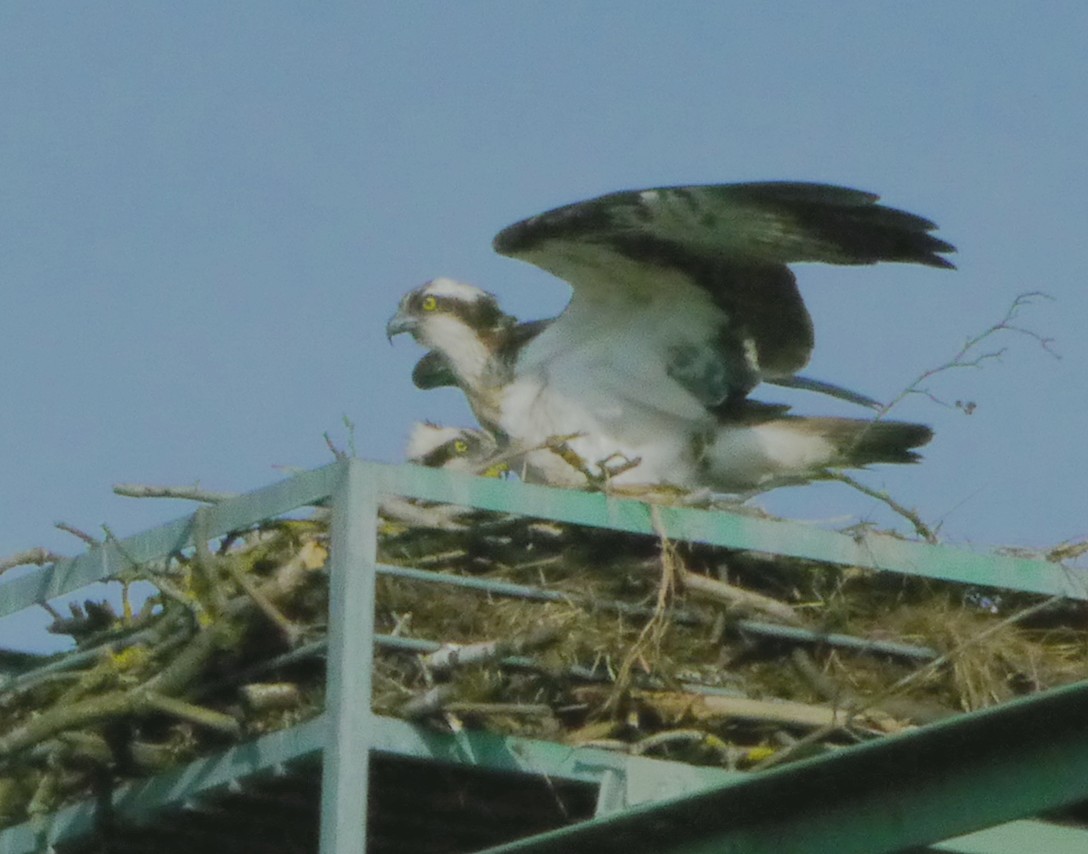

left=387, top=182, right=954, bottom=491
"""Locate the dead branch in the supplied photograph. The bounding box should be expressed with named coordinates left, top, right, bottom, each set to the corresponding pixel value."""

left=0, top=539, right=325, bottom=762
left=828, top=473, right=938, bottom=543
left=0, top=548, right=65, bottom=574
left=53, top=522, right=99, bottom=546
left=239, top=683, right=301, bottom=712
left=577, top=686, right=903, bottom=734
left=113, top=484, right=237, bottom=504
left=685, top=564, right=804, bottom=625
left=421, top=627, right=560, bottom=675
left=400, top=685, right=453, bottom=719
left=324, top=432, right=349, bottom=462
left=882, top=291, right=1058, bottom=417
left=379, top=496, right=471, bottom=531
left=607, top=508, right=679, bottom=711
left=140, top=693, right=241, bottom=737
left=443, top=702, right=554, bottom=717
left=220, top=556, right=302, bottom=646
left=754, top=594, right=1063, bottom=770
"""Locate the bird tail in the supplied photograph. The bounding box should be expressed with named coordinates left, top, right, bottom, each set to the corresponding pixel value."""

left=704, top=411, right=933, bottom=490
left=807, top=417, right=933, bottom=466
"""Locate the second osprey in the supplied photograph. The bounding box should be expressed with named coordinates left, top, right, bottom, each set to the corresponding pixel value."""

left=388, top=182, right=954, bottom=491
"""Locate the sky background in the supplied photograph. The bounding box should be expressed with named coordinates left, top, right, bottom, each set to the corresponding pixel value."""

left=2, top=4, right=1086, bottom=649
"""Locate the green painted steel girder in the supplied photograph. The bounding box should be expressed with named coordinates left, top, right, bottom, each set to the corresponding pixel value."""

left=478, top=677, right=1088, bottom=854
left=928, top=820, right=1088, bottom=853
left=1, top=461, right=1080, bottom=622
left=320, top=464, right=380, bottom=854
left=369, top=462, right=1086, bottom=600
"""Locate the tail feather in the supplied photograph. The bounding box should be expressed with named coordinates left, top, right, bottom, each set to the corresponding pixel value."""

left=705, top=410, right=933, bottom=490
left=807, top=417, right=933, bottom=466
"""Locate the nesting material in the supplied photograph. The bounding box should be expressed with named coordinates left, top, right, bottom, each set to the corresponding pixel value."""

left=0, top=503, right=1085, bottom=829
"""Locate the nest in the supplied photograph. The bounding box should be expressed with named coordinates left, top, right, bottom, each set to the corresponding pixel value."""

left=0, top=496, right=1086, bottom=830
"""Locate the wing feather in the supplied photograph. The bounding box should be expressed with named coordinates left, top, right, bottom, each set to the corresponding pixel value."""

left=493, top=182, right=954, bottom=399
left=494, top=182, right=955, bottom=268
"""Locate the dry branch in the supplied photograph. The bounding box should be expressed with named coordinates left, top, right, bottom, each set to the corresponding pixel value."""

left=421, top=627, right=560, bottom=675
left=113, top=483, right=238, bottom=504
left=684, top=564, right=804, bottom=625
left=0, top=548, right=65, bottom=574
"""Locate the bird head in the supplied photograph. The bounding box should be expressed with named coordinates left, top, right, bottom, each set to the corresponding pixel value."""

left=405, top=422, right=506, bottom=476
left=386, top=278, right=515, bottom=349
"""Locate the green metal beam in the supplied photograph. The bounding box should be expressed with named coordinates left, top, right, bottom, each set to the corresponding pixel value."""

left=2, top=460, right=1077, bottom=624
left=0, top=463, right=343, bottom=619
left=373, top=462, right=1086, bottom=600
left=927, top=820, right=1088, bottom=853
left=476, top=677, right=1088, bottom=854
left=0, top=717, right=328, bottom=854
left=378, top=561, right=937, bottom=660
left=5, top=710, right=1081, bottom=854
left=0, top=713, right=731, bottom=854
left=370, top=715, right=735, bottom=789
left=320, top=464, right=379, bottom=854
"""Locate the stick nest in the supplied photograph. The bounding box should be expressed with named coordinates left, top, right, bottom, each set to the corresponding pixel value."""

left=1, top=502, right=1086, bottom=829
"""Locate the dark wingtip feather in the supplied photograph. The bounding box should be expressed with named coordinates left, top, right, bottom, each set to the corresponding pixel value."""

left=493, top=181, right=956, bottom=270
left=845, top=420, right=934, bottom=466
left=411, top=350, right=457, bottom=390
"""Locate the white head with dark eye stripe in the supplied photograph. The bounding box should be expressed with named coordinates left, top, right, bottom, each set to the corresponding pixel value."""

left=405, top=422, right=502, bottom=474
left=387, top=278, right=516, bottom=390
left=387, top=279, right=512, bottom=345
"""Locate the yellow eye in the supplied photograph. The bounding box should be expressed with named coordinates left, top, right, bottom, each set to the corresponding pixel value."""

left=422, top=295, right=438, bottom=311
left=453, top=439, right=469, bottom=454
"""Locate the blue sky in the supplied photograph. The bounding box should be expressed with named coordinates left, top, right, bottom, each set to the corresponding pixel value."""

left=2, top=4, right=1086, bottom=646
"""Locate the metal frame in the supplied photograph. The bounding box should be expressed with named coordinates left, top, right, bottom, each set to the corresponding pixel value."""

left=0, top=459, right=1085, bottom=853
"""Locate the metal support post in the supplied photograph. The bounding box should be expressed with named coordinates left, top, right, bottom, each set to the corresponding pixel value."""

left=319, top=461, right=379, bottom=854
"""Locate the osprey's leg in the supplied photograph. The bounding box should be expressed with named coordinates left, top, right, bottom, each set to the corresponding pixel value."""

left=545, top=440, right=642, bottom=488
left=596, top=452, right=643, bottom=481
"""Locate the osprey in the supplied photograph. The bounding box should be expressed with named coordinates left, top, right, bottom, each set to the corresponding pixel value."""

left=405, top=421, right=503, bottom=475
left=410, top=324, right=884, bottom=410
left=388, top=182, right=953, bottom=490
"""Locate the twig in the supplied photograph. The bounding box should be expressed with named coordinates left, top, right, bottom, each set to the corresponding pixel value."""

left=828, top=472, right=938, bottom=543
left=220, top=556, right=302, bottom=646
left=0, top=548, right=65, bottom=574
left=324, top=432, right=348, bottom=462
left=192, top=507, right=228, bottom=616
left=631, top=729, right=732, bottom=761
left=54, top=522, right=99, bottom=546
left=607, top=507, right=679, bottom=711
left=113, top=483, right=237, bottom=504
left=1047, top=539, right=1088, bottom=564
left=790, top=649, right=861, bottom=712
left=684, top=564, right=804, bottom=625
left=239, top=682, right=302, bottom=712
left=443, top=702, right=554, bottom=717
left=836, top=292, right=1059, bottom=539
left=400, top=685, right=454, bottom=719
left=99, top=524, right=215, bottom=622
left=753, top=594, right=1063, bottom=771
left=881, top=291, right=1058, bottom=418
left=421, top=627, right=560, bottom=675
left=342, top=414, right=358, bottom=458
left=141, top=692, right=242, bottom=737
left=379, top=496, right=471, bottom=531
left=581, top=687, right=901, bottom=733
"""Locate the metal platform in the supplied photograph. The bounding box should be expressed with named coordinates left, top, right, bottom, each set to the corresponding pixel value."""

left=1, top=459, right=1086, bottom=853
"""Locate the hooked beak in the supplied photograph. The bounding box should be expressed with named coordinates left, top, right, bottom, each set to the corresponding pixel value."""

left=385, top=309, right=418, bottom=343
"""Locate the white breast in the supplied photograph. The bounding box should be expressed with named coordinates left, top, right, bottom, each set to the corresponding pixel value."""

left=498, top=263, right=723, bottom=487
